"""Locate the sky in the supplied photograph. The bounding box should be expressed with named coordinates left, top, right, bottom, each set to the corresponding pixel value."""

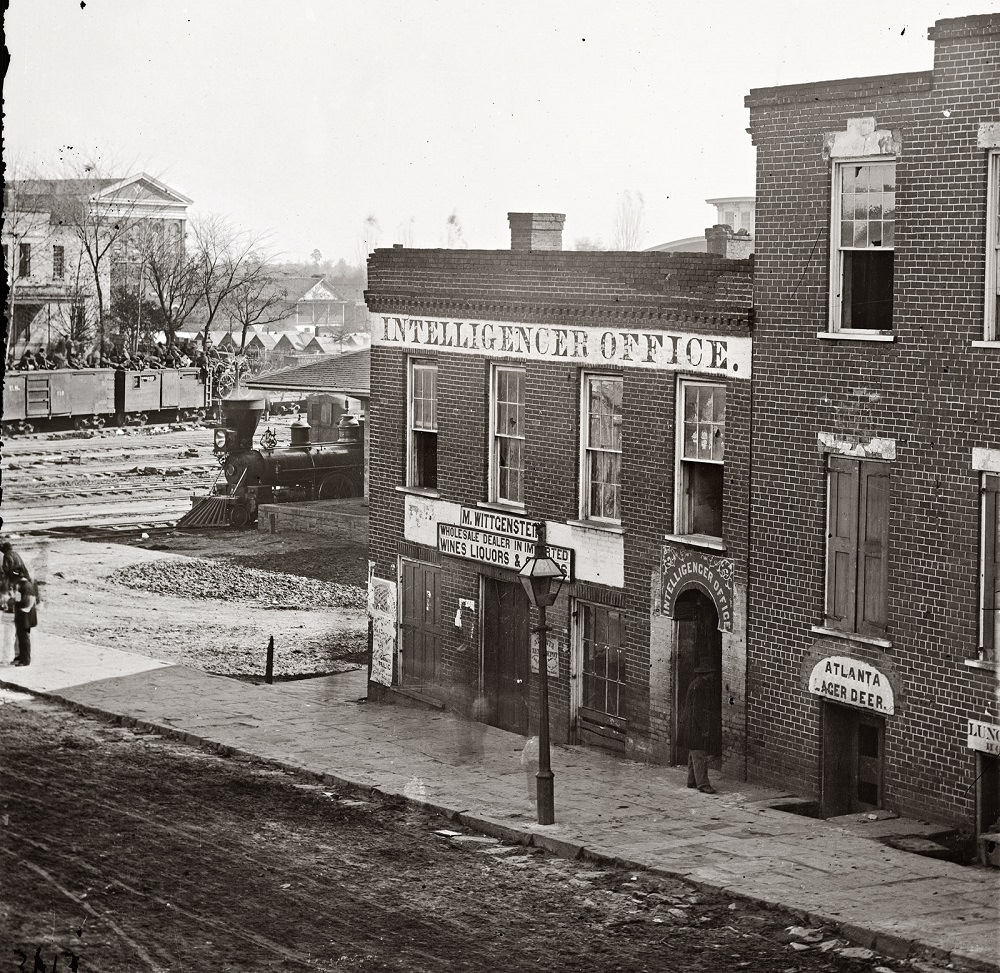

left=6, top=0, right=999, bottom=264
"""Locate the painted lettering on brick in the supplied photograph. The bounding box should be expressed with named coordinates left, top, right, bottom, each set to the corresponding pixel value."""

left=807, top=656, right=895, bottom=715
left=375, top=314, right=750, bottom=378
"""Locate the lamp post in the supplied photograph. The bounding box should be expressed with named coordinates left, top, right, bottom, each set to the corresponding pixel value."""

left=518, top=522, right=566, bottom=825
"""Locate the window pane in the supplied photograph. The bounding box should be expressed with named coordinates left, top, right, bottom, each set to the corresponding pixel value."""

left=584, top=376, right=622, bottom=521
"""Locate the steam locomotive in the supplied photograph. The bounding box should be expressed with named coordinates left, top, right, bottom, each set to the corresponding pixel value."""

left=204, top=392, right=365, bottom=527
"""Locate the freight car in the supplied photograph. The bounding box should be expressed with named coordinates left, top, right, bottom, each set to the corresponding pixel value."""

left=1, top=367, right=210, bottom=434
left=190, top=392, right=365, bottom=528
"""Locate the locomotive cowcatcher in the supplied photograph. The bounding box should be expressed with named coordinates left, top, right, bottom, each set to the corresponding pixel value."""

left=208, top=392, right=365, bottom=527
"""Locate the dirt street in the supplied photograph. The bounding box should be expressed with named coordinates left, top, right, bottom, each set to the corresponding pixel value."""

left=1, top=696, right=904, bottom=973
left=6, top=529, right=369, bottom=678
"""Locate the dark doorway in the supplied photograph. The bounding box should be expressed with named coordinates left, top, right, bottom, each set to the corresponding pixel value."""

left=481, top=577, right=530, bottom=735
left=978, top=754, right=1000, bottom=836
left=400, top=560, right=443, bottom=692
left=822, top=704, right=884, bottom=816
left=673, top=588, right=722, bottom=765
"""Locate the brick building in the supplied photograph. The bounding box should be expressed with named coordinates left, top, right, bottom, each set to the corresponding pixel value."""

left=365, top=215, right=753, bottom=771
left=745, top=14, right=1000, bottom=838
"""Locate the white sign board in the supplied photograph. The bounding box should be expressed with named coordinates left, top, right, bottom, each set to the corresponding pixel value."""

left=375, top=314, right=751, bottom=379
left=808, top=656, right=894, bottom=714
left=968, top=719, right=1000, bottom=755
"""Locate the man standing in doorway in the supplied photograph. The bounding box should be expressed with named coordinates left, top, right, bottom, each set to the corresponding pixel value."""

left=680, top=663, right=717, bottom=794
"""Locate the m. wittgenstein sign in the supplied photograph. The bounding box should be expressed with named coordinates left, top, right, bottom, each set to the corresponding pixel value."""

left=375, top=314, right=751, bottom=379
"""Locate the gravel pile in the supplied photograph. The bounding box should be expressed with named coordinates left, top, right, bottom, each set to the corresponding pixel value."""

left=110, top=557, right=366, bottom=609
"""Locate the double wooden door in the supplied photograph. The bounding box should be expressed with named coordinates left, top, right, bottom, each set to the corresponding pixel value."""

left=400, top=560, right=442, bottom=691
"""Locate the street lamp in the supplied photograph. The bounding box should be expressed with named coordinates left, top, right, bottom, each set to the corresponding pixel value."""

left=518, top=522, right=566, bottom=825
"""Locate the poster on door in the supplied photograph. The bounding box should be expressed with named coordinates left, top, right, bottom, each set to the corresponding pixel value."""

left=530, top=628, right=563, bottom=676
left=368, top=576, right=397, bottom=687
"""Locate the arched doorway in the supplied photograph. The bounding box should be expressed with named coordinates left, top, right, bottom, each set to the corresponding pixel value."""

left=673, top=588, right=722, bottom=766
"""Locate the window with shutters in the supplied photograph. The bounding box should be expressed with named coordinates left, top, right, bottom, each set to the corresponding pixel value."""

left=986, top=151, right=1000, bottom=341
left=490, top=365, right=525, bottom=505
left=982, top=474, right=1000, bottom=661
left=825, top=456, right=889, bottom=636
left=830, top=160, right=895, bottom=332
left=18, top=243, right=31, bottom=278
left=407, top=359, right=438, bottom=490
left=52, top=245, right=65, bottom=280
left=676, top=381, right=725, bottom=540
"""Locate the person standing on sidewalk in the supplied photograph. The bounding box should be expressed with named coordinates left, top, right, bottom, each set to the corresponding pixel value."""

left=0, top=540, right=28, bottom=589
left=680, top=663, right=717, bottom=794
left=9, top=570, right=37, bottom=667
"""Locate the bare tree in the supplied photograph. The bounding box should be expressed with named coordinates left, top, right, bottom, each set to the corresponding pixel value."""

left=612, top=190, right=646, bottom=251
left=55, top=159, right=147, bottom=352
left=2, top=160, right=62, bottom=361
left=191, top=215, right=271, bottom=352
left=445, top=211, right=466, bottom=248
left=355, top=214, right=381, bottom=288
left=222, top=259, right=288, bottom=388
left=141, top=226, right=202, bottom=348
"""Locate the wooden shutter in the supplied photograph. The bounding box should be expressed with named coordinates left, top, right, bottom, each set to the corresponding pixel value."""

left=985, top=476, right=1000, bottom=656
left=826, top=456, right=859, bottom=631
left=858, top=462, right=890, bottom=635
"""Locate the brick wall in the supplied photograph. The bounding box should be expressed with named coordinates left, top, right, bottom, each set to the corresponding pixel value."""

left=367, top=249, right=752, bottom=761
left=746, top=14, right=1000, bottom=826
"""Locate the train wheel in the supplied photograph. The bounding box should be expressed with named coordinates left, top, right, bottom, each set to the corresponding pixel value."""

left=229, top=504, right=252, bottom=528
left=317, top=473, right=355, bottom=500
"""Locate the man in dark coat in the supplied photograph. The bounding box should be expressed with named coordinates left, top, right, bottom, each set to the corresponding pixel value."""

left=10, top=570, right=36, bottom=666
left=679, top=663, right=717, bottom=794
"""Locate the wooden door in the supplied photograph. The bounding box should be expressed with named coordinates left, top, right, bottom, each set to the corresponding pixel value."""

left=822, top=704, right=884, bottom=816
left=482, top=578, right=530, bottom=735
left=400, top=560, right=442, bottom=691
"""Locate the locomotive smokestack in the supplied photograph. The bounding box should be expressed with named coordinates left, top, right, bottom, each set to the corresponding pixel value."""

left=220, top=394, right=267, bottom=450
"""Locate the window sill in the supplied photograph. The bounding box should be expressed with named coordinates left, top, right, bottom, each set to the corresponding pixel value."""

left=971, top=340, right=1000, bottom=349
left=810, top=625, right=893, bottom=649
left=964, top=657, right=999, bottom=675
left=816, top=331, right=896, bottom=342
left=566, top=518, right=624, bottom=535
left=664, top=533, right=726, bottom=552
left=475, top=500, right=527, bottom=514
left=395, top=485, right=440, bottom=499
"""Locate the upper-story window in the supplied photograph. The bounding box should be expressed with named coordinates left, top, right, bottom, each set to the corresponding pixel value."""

left=982, top=473, right=1000, bottom=660
left=582, top=374, right=622, bottom=522
left=18, top=243, right=31, bottom=278
left=676, top=381, right=724, bottom=539
left=830, top=160, right=895, bottom=332
left=826, top=456, right=889, bottom=637
left=986, top=151, right=1000, bottom=341
left=491, top=365, right=525, bottom=505
left=52, top=245, right=65, bottom=280
left=408, top=359, right=437, bottom=491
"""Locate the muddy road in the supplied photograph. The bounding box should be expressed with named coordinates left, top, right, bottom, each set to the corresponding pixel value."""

left=1, top=696, right=902, bottom=973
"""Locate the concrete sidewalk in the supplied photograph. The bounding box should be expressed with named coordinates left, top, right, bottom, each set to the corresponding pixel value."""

left=2, top=633, right=998, bottom=971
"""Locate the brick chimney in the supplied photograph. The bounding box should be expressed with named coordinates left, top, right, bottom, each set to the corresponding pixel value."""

left=705, top=224, right=754, bottom=259
left=508, top=212, right=565, bottom=251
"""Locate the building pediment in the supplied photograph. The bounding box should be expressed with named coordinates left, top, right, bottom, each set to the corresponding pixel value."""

left=93, top=173, right=193, bottom=208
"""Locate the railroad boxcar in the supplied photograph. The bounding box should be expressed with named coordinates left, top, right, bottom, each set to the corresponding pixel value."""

left=1, top=367, right=210, bottom=432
